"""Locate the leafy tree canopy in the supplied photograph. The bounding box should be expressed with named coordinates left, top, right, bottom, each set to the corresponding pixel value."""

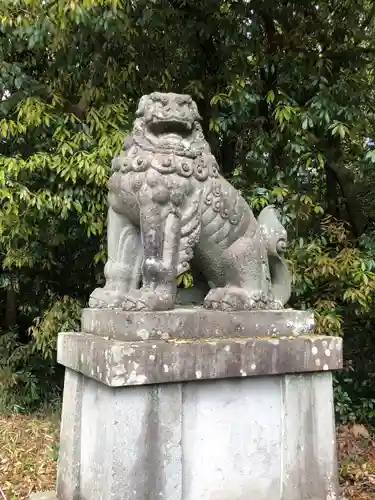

left=1, top=0, right=375, bottom=418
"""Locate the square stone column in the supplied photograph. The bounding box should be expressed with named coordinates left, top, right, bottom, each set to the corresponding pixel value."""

left=35, top=308, right=342, bottom=500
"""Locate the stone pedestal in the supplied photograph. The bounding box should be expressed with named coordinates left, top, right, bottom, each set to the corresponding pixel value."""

left=34, top=308, right=343, bottom=500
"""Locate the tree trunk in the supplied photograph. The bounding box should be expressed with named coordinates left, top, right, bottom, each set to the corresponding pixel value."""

left=325, top=163, right=340, bottom=219
left=326, top=161, right=366, bottom=237
left=5, top=286, right=17, bottom=328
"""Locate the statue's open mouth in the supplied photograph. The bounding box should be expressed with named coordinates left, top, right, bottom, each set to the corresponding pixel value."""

left=148, top=119, right=193, bottom=138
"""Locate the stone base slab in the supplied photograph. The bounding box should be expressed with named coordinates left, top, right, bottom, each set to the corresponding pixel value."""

left=58, top=331, right=343, bottom=387
left=54, top=369, right=339, bottom=500
left=82, top=307, right=315, bottom=341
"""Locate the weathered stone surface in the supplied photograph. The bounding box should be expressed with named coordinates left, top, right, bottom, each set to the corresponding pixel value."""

left=52, top=372, right=339, bottom=500
left=281, top=373, right=338, bottom=498
left=57, top=330, right=342, bottom=387
left=78, top=378, right=182, bottom=500
left=182, top=373, right=339, bottom=500
left=81, top=307, right=315, bottom=341
left=56, top=369, right=82, bottom=500
left=89, top=92, right=292, bottom=312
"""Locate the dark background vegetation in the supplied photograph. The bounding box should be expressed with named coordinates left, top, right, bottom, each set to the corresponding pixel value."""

left=1, top=0, right=375, bottom=424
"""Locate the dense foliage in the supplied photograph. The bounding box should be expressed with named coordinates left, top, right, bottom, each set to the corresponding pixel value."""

left=1, top=0, right=375, bottom=419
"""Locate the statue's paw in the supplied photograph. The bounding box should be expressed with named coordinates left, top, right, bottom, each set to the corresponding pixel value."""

left=203, top=287, right=227, bottom=310
left=89, top=287, right=125, bottom=309
left=204, top=287, right=269, bottom=311
left=267, top=298, right=284, bottom=310
left=121, top=290, right=152, bottom=311
left=121, top=287, right=175, bottom=311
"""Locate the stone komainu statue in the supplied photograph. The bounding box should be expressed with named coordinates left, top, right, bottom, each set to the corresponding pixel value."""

left=89, top=92, right=291, bottom=311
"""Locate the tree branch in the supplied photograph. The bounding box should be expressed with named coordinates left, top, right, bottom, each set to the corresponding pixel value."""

left=361, top=1, right=375, bottom=29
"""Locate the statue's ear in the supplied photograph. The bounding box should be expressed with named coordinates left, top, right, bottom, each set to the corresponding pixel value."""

left=135, top=95, right=148, bottom=117
left=191, top=100, right=202, bottom=121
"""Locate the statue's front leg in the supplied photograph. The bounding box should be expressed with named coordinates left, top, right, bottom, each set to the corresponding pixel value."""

left=121, top=181, right=181, bottom=311
left=89, top=203, right=142, bottom=309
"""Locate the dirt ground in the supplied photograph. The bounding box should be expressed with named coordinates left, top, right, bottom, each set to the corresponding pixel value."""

left=1, top=414, right=375, bottom=499
left=0, top=414, right=59, bottom=500
left=338, top=424, right=375, bottom=499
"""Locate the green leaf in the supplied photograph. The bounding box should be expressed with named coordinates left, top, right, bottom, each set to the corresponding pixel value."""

left=266, top=90, right=275, bottom=103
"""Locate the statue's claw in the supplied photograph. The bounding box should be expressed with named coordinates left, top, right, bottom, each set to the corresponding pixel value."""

left=204, top=287, right=274, bottom=311
left=121, top=287, right=175, bottom=312
left=89, top=287, right=126, bottom=309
